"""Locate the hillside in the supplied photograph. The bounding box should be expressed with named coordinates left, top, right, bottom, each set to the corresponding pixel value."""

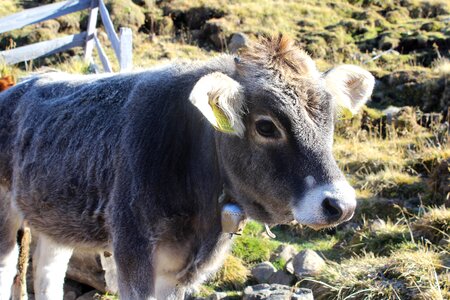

left=0, top=0, right=449, bottom=299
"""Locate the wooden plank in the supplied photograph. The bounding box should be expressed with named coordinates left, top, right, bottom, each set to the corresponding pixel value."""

left=98, top=0, right=120, bottom=58
left=0, top=32, right=87, bottom=65
left=0, top=0, right=91, bottom=34
left=119, top=27, right=132, bottom=72
left=94, top=35, right=112, bottom=73
left=83, top=0, right=99, bottom=63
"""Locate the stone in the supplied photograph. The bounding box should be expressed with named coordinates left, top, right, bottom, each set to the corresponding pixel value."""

left=228, top=32, right=249, bottom=53
left=243, top=284, right=312, bottom=300
left=202, top=18, right=227, bottom=50
left=291, top=288, right=314, bottom=300
left=251, top=261, right=277, bottom=283
left=207, top=292, right=228, bottom=300
left=271, top=244, right=297, bottom=264
left=285, top=260, right=294, bottom=275
left=63, top=279, right=85, bottom=300
left=293, top=249, right=326, bottom=277
left=183, top=7, right=225, bottom=30
left=64, top=291, right=78, bottom=300
left=267, top=270, right=295, bottom=286
left=67, top=250, right=118, bottom=293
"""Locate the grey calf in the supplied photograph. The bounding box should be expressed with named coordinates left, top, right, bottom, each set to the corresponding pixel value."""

left=0, top=36, right=374, bottom=299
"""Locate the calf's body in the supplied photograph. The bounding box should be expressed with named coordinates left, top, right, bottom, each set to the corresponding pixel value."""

left=0, top=36, right=374, bottom=299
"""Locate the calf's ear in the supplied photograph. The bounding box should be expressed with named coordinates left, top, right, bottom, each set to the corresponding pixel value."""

left=189, top=72, right=245, bottom=136
left=324, top=65, right=375, bottom=118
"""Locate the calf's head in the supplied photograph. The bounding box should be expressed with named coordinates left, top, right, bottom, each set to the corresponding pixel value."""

left=190, top=36, right=374, bottom=229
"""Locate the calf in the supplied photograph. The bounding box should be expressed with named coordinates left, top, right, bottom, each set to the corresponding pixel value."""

left=0, top=36, right=374, bottom=300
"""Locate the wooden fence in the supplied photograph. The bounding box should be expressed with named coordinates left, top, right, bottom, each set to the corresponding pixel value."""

left=0, top=0, right=132, bottom=72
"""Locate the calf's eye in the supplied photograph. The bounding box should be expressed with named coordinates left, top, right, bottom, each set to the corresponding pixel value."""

left=255, top=119, right=278, bottom=138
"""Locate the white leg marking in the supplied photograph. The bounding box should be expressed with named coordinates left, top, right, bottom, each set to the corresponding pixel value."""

left=33, top=235, right=73, bottom=300
left=0, top=243, right=19, bottom=300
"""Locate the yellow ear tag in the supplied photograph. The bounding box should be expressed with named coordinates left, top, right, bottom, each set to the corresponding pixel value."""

left=338, top=106, right=354, bottom=120
left=210, top=101, right=235, bottom=133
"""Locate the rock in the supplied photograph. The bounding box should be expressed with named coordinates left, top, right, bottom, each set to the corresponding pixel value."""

left=202, top=18, right=227, bottom=50
left=207, top=292, right=228, bottom=300
left=291, top=288, right=314, bottom=300
left=165, top=6, right=225, bottom=30
left=64, top=291, right=78, bottom=300
left=439, top=238, right=450, bottom=247
left=228, top=32, right=248, bottom=53
left=285, top=260, right=294, bottom=275
left=67, top=250, right=118, bottom=294
left=243, top=284, right=313, bottom=300
left=76, top=290, right=100, bottom=300
left=267, top=270, right=295, bottom=286
left=251, top=261, right=277, bottom=283
left=271, top=244, right=297, bottom=265
left=63, top=279, right=85, bottom=300
left=184, top=7, right=225, bottom=30
left=293, top=249, right=325, bottom=277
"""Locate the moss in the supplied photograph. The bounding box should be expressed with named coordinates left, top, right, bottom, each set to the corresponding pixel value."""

left=232, top=235, right=277, bottom=265
left=385, top=7, right=410, bottom=24
left=420, top=21, right=444, bottom=32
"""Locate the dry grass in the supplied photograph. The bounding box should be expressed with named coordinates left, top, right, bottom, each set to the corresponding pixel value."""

left=413, top=207, right=450, bottom=244
left=432, top=57, right=450, bottom=76
left=208, top=255, right=249, bottom=290
left=0, top=0, right=19, bottom=17
left=303, top=247, right=449, bottom=300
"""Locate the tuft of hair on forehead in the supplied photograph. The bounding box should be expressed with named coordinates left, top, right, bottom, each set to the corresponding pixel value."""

left=237, top=34, right=319, bottom=80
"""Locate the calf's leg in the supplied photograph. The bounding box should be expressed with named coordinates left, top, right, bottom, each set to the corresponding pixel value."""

left=0, top=190, right=21, bottom=300
left=155, top=273, right=186, bottom=300
left=32, top=235, right=73, bottom=300
left=114, top=237, right=156, bottom=300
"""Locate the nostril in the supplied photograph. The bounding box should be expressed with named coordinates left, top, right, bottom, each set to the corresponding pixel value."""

left=322, top=197, right=343, bottom=222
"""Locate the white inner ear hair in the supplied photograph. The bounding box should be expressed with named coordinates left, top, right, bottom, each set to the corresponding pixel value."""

left=189, top=72, right=246, bottom=137
left=324, top=65, right=375, bottom=114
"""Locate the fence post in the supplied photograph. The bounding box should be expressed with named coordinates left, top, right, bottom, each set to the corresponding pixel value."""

left=84, top=0, right=99, bottom=63
left=119, top=27, right=132, bottom=72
